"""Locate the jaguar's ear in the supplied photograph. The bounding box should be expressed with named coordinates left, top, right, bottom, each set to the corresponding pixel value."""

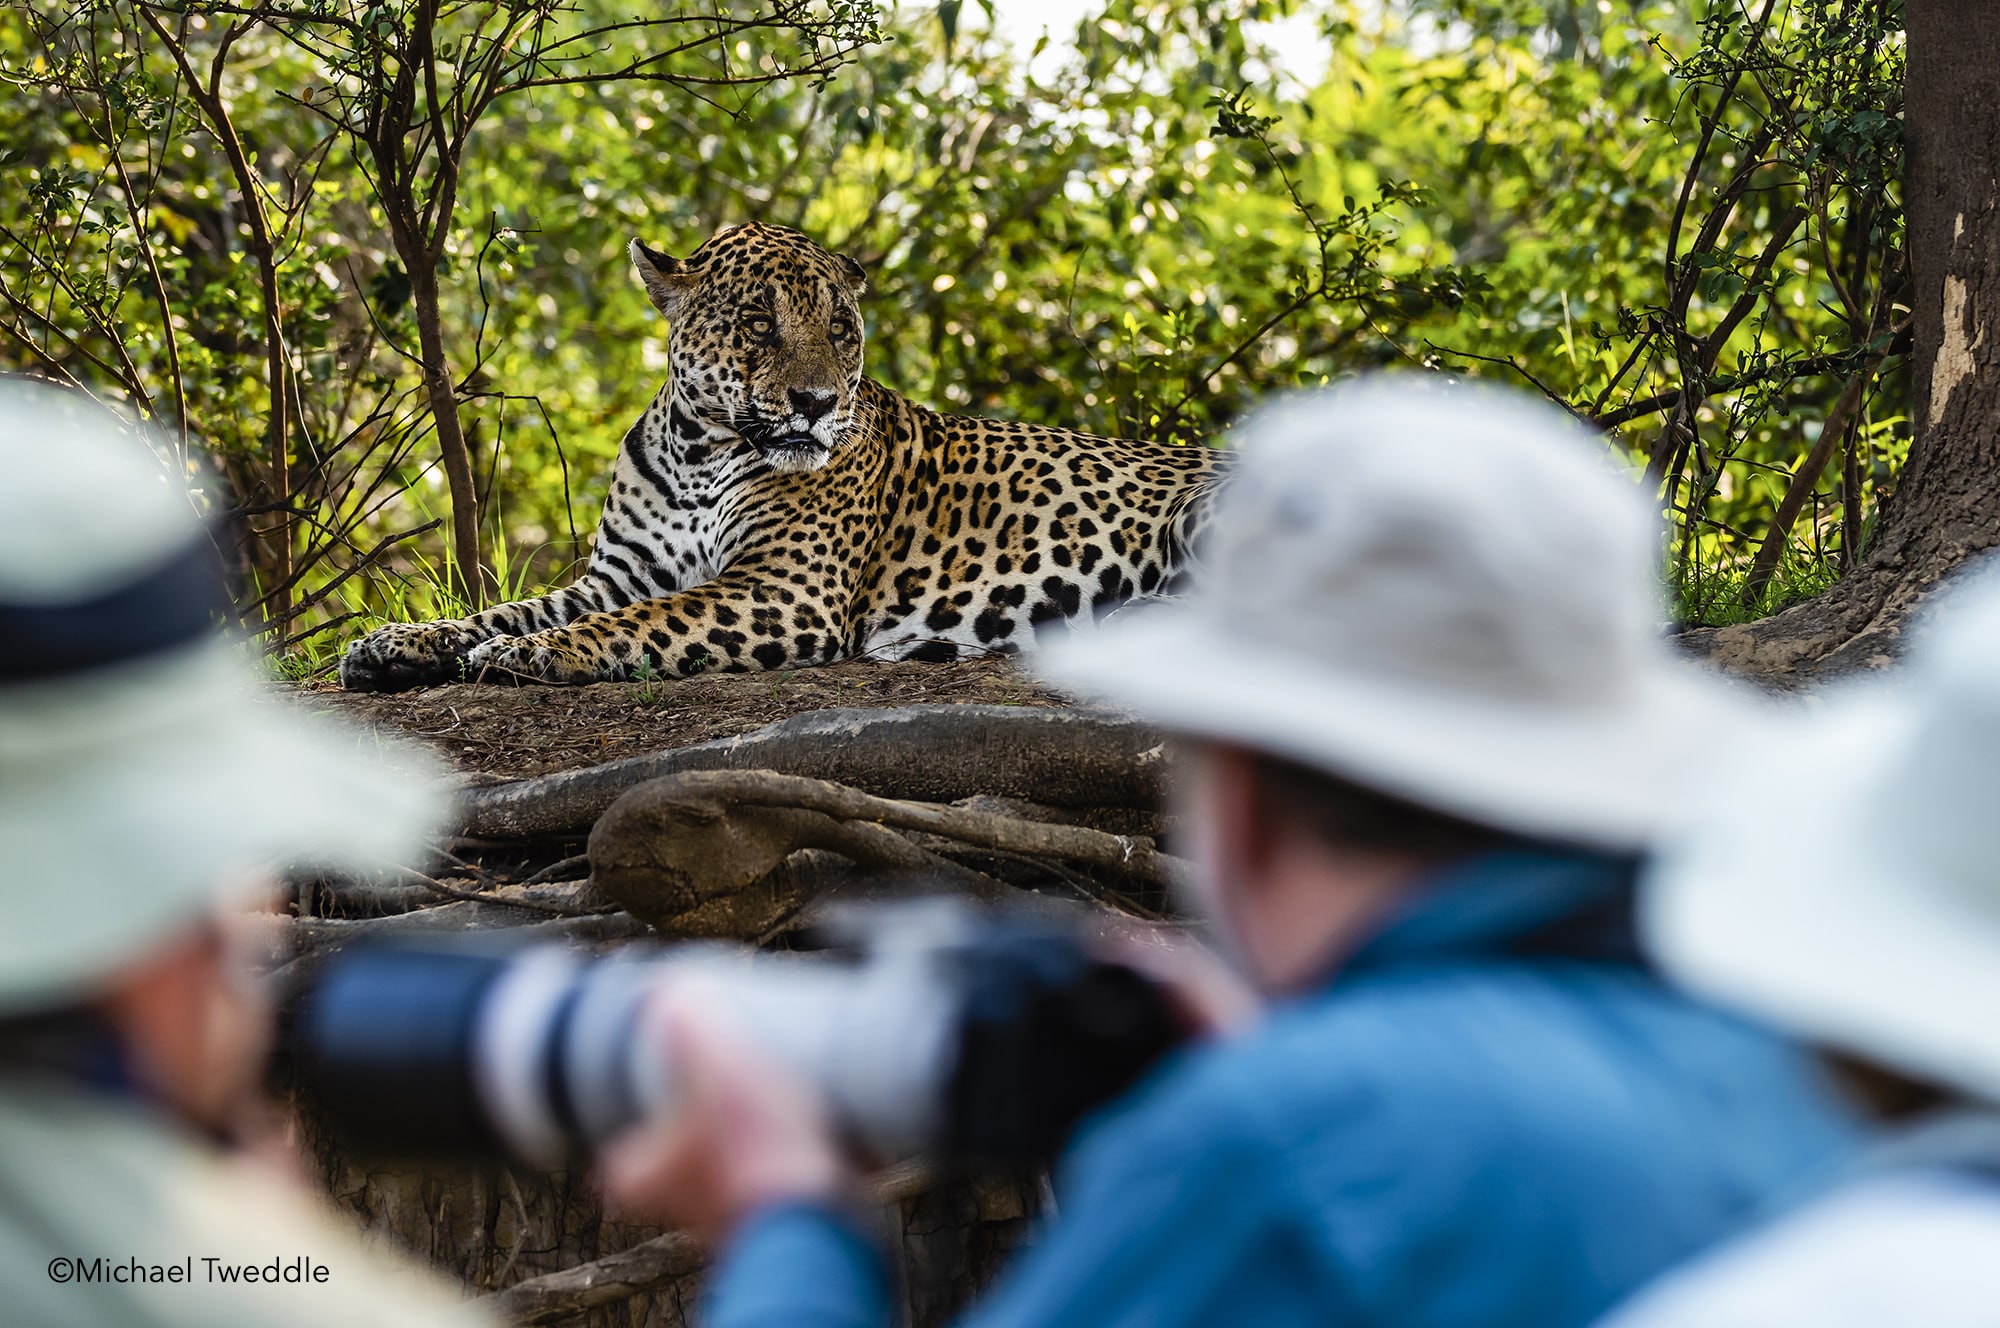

left=833, top=251, right=868, bottom=298
left=629, top=238, right=698, bottom=318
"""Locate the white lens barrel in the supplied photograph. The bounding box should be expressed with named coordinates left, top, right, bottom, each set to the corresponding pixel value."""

left=562, top=953, right=669, bottom=1145
left=466, top=929, right=967, bottom=1165
left=471, top=946, right=587, bottom=1169
left=642, top=949, right=961, bottom=1157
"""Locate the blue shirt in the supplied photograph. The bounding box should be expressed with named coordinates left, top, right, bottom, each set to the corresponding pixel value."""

left=705, top=851, right=1862, bottom=1328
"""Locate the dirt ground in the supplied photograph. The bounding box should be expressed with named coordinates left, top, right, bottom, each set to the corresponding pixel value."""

left=297, top=655, right=1074, bottom=782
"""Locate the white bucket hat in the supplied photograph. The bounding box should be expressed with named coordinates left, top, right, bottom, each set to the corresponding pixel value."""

left=0, top=382, right=447, bottom=1014
left=1644, top=558, right=2000, bottom=1101
left=1037, top=374, right=1769, bottom=851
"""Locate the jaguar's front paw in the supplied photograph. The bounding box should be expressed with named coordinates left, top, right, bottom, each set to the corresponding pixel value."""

left=338, top=620, right=484, bottom=693
left=463, top=631, right=609, bottom=686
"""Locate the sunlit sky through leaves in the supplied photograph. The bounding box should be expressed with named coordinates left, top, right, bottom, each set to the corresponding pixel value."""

left=983, top=0, right=1334, bottom=87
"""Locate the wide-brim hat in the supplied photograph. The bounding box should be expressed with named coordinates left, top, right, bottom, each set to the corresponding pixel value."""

left=0, top=382, right=447, bottom=1013
left=1037, top=376, right=1769, bottom=851
left=1643, top=560, right=2000, bottom=1100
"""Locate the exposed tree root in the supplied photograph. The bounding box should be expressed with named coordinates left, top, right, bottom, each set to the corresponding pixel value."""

left=589, top=768, right=1187, bottom=934
left=457, top=705, right=1171, bottom=839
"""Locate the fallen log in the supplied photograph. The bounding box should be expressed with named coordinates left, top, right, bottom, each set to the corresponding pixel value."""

left=478, top=1159, right=940, bottom=1326
left=457, top=705, right=1170, bottom=840
left=257, top=902, right=656, bottom=988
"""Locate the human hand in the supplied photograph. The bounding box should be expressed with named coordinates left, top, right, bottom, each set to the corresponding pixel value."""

left=598, top=984, right=852, bottom=1243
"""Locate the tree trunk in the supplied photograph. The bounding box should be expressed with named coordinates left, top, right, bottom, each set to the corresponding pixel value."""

left=408, top=257, right=491, bottom=611
left=140, top=11, right=296, bottom=629
left=297, top=1108, right=1040, bottom=1328
left=1683, top=1, right=2000, bottom=681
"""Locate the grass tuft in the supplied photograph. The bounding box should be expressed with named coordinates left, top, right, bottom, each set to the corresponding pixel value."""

left=1670, top=550, right=1842, bottom=629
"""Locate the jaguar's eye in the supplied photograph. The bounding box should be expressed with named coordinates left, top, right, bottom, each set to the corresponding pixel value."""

left=829, top=316, right=853, bottom=341
left=744, top=315, right=775, bottom=341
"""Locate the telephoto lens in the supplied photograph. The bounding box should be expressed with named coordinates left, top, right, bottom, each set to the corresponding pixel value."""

left=288, top=901, right=1185, bottom=1169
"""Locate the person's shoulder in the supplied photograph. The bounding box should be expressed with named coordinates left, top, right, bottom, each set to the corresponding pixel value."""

left=1085, top=957, right=1813, bottom=1180
left=1080, top=962, right=1628, bottom=1151
left=1599, top=1171, right=2000, bottom=1328
left=1216, top=960, right=1691, bottom=1123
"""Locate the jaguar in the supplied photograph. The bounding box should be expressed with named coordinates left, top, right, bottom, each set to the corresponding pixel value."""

left=339, top=222, right=1232, bottom=692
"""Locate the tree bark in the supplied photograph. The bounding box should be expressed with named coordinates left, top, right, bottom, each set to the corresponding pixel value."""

left=1683, top=2, right=2000, bottom=680
left=297, top=1105, right=1037, bottom=1328
left=474, top=1160, right=939, bottom=1326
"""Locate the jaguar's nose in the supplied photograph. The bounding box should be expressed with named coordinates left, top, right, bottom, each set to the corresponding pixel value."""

left=789, top=388, right=837, bottom=423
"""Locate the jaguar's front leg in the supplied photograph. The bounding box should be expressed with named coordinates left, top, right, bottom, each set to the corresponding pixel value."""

left=339, top=578, right=624, bottom=692
left=463, top=626, right=624, bottom=686
left=464, top=573, right=844, bottom=686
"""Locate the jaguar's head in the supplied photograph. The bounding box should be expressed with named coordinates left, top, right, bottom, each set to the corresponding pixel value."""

left=631, top=222, right=868, bottom=473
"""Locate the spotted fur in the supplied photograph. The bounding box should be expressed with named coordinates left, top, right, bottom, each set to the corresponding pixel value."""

left=339, top=222, right=1232, bottom=692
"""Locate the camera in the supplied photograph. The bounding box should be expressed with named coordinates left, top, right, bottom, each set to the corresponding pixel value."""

left=288, top=902, right=1184, bottom=1168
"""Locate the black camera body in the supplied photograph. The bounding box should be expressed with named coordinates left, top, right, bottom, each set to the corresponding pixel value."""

left=289, top=903, right=1183, bottom=1167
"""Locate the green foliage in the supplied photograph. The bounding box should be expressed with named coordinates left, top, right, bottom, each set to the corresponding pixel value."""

left=1671, top=544, right=1842, bottom=629
left=0, top=0, right=1909, bottom=641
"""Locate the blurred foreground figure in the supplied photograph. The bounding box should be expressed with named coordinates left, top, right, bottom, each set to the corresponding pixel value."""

left=599, top=378, right=1864, bottom=1328
left=0, top=383, right=489, bottom=1327
left=1599, top=562, right=2000, bottom=1327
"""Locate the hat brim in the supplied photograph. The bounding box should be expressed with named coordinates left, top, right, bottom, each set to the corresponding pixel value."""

left=1036, top=610, right=1768, bottom=852
left=0, top=644, right=447, bottom=1011
left=1642, top=696, right=2000, bottom=1101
